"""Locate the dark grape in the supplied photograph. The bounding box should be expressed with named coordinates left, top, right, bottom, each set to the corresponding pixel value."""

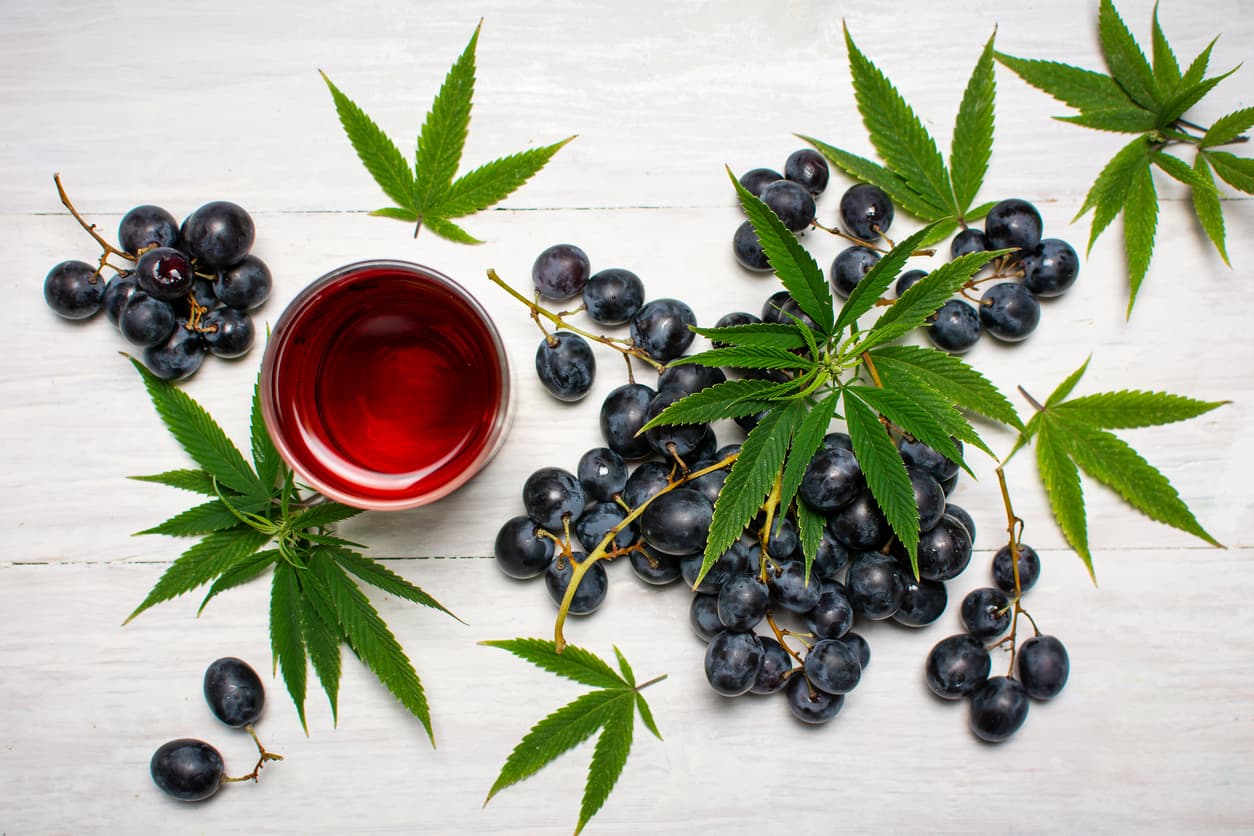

left=711, top=311, right=760, bottom=346
left=688, top=462, right=728, bottom=506
left=150, top=739, right=224, bottom=802
left=1021, top=239, right=1079, bottom=297
left=828, top=491, right=891, bottom=551
left=44, top=260, right=104, bottom=319
left=928, top=299, right=982, bottom=352
left=961, top=587, right=1012, bottom=640
left=760, top=514, right=798, bottom=561
left=984, top=198, right=1042, bottom=253
left=203, top=656, right=265, bottom=727
left=739, top=167, right=782, bottom=197
left=946, top=505, right=976, bottom=544
left=532, top=244, right=591, bottom=300
left=522, top=467, right=586, bottom=530
left=732, top=220, right=772, bottom=272
left=950, top=227, right=988, bottom=259
left=784, top=148, right=830, bottom=196
left=821, top=432, right=854, bottom=452
left=629, top=545, right=682, bottom=586
left=992, top=542, right=1040, bottom=594
left=925, top=634, right=991, bottom=699
left=804, top=584, right=854, bottom=639
left=184, top=201, right=255, bottom=269
left=840, top=183, right=893, bottom=241
left=916, top=514, right=973, bottom=581
left=767, top=559, right=821, bottom=614
left=751, top=636, right=794, bottom=695
left=717, top=573, right=769, bottom=631
left=969, top=676, right=1030, bottom=743
left=215, top=254, right=272, bottom=311
left=630, top=298, right=696, bottom=362
left=681, top=542, right=748, bottom=594
left=135, top=246, right=195, bottom=301
left=785, top=674, right=845, bottom=724
left=143, top=322, right=205, bottom=381
left=577, top=447, right=628, bottom=502
left=705, top=630, right=765, bottom=697
left=846, top=550, right=906, bottom=620
left=760, top=179, right=816, bottom=231
left=201, top=307, right=254, bottom=359
left=118, top=204, right=179, bottom=253
left=804, top=638, right=862, bottom=695
left=102, top=272, right=140, bottom=326
left=575, top=501, right=635, bottom=552
left=545, top=552, right=607, bottom=615
left=643, top=390, right=709, bottom=459
left=830, top=245, right=880, bottom=298
left=1017, top=635, right=1070, bottom=700
left=813, top=529, right=850, bottom=580
left=600, top=383, right=656, bottom=460
left=658, top=363, right=726, bottom=397
left=898, top=436, right=961, bottom=485
left=895, top=268, right=926, bottom=297
left=535, top=332, right=596, bottom=402
left=907, top=466, right=947, bottom=532
left=493, top=516, right=555, bottom=579
left=690, top=593, right=723, bottom=642
left=892, top=575, right=948, bottom=627
left=640, top=488, right=712, bottom=555
left=623, top=460, right=671, bottom=509
left=800, top=447, right=863, bottom=513
left=583, top=267, right=645, bottom=324
left=840, top=632, right=871, bottom=669
left=119, top=292, right=177, bottom=347
left=761, top=289, right=793, bottom=324
left=980, top=282, right=1040, bottom=342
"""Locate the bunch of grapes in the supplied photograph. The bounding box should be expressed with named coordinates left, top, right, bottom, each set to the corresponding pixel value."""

left=42, top=178, right=272, bottom=380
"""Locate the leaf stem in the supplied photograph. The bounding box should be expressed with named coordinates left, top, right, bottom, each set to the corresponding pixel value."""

left=1017, top=386, right=1046, bottom=413
left=634, top=674, right=668, bottom=692
left=860, top=351, right=884, bottom=388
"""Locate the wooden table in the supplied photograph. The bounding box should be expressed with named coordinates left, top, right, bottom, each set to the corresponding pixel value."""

left=3, top=1, right=1252, bottom=832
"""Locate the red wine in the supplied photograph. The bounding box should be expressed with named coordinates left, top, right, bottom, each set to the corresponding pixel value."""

left=263, top=262, right=511, bottom=508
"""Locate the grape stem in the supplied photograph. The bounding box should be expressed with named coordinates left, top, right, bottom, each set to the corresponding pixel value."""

left=221, top=724, right=283, bottom=784
left=809, top=219, right=936, bottom=258
left=553, top=452, right=738, bottom=652
left=486, top=268, right=666, bottom=372
left=53, top=173, right=137, bottom=278
left=994, top=450, right=1034, bottom=677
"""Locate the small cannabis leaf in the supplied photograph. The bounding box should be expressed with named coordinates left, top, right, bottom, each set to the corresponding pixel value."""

left=800, top=26, right=999, bottom=245
left=481, top=640, right=664, bottom=836
left=996, top=0, right=1250, bottom=314
left=321, top=21, right=574, bottom=244
left=1018, top=357, right=1227, bottom=580
left=126, top=358, right=457, bottom=744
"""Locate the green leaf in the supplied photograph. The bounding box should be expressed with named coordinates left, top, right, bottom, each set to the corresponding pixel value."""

left=835, top=226, right=934, bottom=335
left=690, top=322, right=809, bottom=351
left=1076, top=137, right=1151, bottom=253
left=1051, top=389, right=1227, bottom=429
left=413, top=22, right=479, bottom=208
left=703, top=403, right=803, bottom=575
left=1045, top=355, right=1092, bottom=407
left=1159, top=67, right=1239, bottom=127
left=638, top=379, right=785, bottom=430
left=867, top=344, right=1022, bottom=430
left=369, top=206, right=421, bottom=222
left=319, top=70, right=416, bottom=210
left=577, top=698, right=634, bottom=836
left=1149, top=2, right=1181, bottom=91
left=671, top=345, right=816, bottom=373
left=1201, top=106, right=1254, bottom=148
left=310, top=558, right=434, bottom=745
left=481, top=638, right=627, bottom=695
left=872, top=363, right=993, bottom=457
left=844, top=24, right=954, bottom=216
left=1206, top=150, right=1254, bottom=194
left=271, top=560, right=309, bottom=732
left=436, top=140, right=576, bottom=219
left=993, top=53, right=1134, bottom=112
left=421, top=214, right=482, bottom=245
left=1051, top=413, right=1220, bottom=547
left=634, top=693, right=662, bottom=741
left=799, top=135, right=947, bottom=220
left=130, top=357, right=260, bottom=496
left=848, top=384, right=968, bottom=475
left=1123, top=159, right=1158, bottom=315
left=1034, top=419, right=1094, bottom=581
left=251, top=375, right=281, bottom=492
left=198, top=548, right=279, bottom=615
left=330, top=548, right=461, bottom=622
left=137, top=497, right=269, bottom=537
left=1180, top=37, right=1217, bottom=88
left=1152, top=150, right=1215, bottom=191
left=126, top=527, right=272, bottom=623
left=292, top=502, right=364, bottom=531
left=1056, top=107, right=1157, bottom=133
left=129, top=469, right=218, bottom=496
left=612, top=646, right=635, bottom=687
left=795, top=500, right=827, bottom=581
left=298, top=569, right=344, bottom=723
left=1191, top=154, right=1229, bottom=264
left=728, top=167, right=834, bottom=334
left=844, top=390, right=918, bottom=571
left=858, top=249, right=1005, bottom=351
left=778, top=392, right=840, bottom=517
left=1097, top=0, right=1159, bottom=110
left=950, top=32, right=997, bottom=213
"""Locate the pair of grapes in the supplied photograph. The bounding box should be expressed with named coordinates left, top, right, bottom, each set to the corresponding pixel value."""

left=43, top=196, right=272, bottom=380
left=150, top=657, right=278, bottom=802
left=925, top=543, right=1070, bottom=742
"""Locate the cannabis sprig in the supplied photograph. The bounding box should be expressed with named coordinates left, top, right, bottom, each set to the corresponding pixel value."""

left=996, top=0, right=1251, bottom=314
left=321, top=21, right=573, bottom=244
left=125, top=358, right=456, bottom=744
left=481, top=640, right=664, bottom=836
left=800, top=25, right=999, bottom=245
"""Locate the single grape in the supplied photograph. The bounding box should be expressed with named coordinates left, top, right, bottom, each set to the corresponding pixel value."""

left=946, top=505, right=976, bottom=545
left=840, top=632, right=871, bottom=669
left=184, top=201, right=255, bottom=269
left=804, top=584, right=855, bottom=639
left=785, top=674, right=845, bottom=724
left=143, top=322, right=205, bottom=381
left=984, top=198, right=1042, bottom=254
left=969, top=676, right=1030, bottom=743
left=751, top=636, right=794, bottom=695
left=980, top=282, right=1040, bottom=342
left=768, top=559, right=821, bottom=614
left=493, top=516, right=555, bottom=579
left=732, top=220, right=772, bottom=272
left=961, top=587, right=1012, bottom=640
left=846, top=550, right=906, bottom=620
left=681, top=542, right=748, bottom=594
left=574, top=501, right=635, bottom=552
left=203, top=656, right=265, bottom=727
left=522, top=467, right=586, bottom=531
left=898, top=436, right=961, bottom=485
left=1021, top=238, right=1079, bottom=297
left=119, top=292, right=177, bottom=347
left=992, top=542, right=1041, bottom=594
left=828, top=491, right=891, bottom=551
left=908, top=466, right=947, bottom=532
left=535, top=332, right=596, bottom=402
left=760, top=179, right=816, bottom=231
left=583, top=267, right=645, bottom=324
left=925, top=634, right=991, bottom=699
left=711, top=311, right=760, bottom=347
left=928, top=299, right=982, bottom=352
left=839, top=183, right=894, bottom=241
left=760, top=514, right=799, bottom=561
left=150, top=738, right=224, bottom=802
left=950, top=227, right=988, bottom=259
left=784, top=148, right=830, bottom=196
left=215, top=255, right=272, bottom=311
left=1017, top=635, right=1070, bottom=700
left=658, top=363, right=726, bottom=397
left=830, top=245, right=880, bottom=298
left=916, top=514, right=973, bottom=581
left=760, top=289, right=794, bottom=324
left=600, top=383, right=656, bottom=460
left=545, top=552, right=608, bottom=615
left=739, top=167, right=782, bottom=197
left=804, top=638, right=862, bottom=696
left=44, top=260, right=104, bottom=319
left=821, top=432, right=854, bottom=452
left=630, top=298, right=696, bottom=362
left=629, top=545, right=682, bottom=586
left=622, top=460, right=671, bottom=509
left=690, top=593, right=723, bottom=642
left=812, top=529, right=850, bottom=580
left=717, top=573, right=769, bottom=631
left=135, top=246, right=195, bottom=301
left=688, top=462, right=728, bottom=507
left=102, top=272, right=142, bottom=327
left=640, top=488, right=712, bottom=556
left=704, top=630, right=765, bottom=697
left=184, top=277, right=218, bottom=313
left=201, top=307, right=255, bottom=359
left=577, top=447, right=628, bottom=502
left=895, top=268, right=926, bottom=297
left=532, top=244, right=591, bottom=300
left=777, top=296, right=819, bottom=332
left=892, top=575, right=948, bottom=627
left=643, top=390, right=709, bottom=459
left=119, top=204, right=179, bottom=254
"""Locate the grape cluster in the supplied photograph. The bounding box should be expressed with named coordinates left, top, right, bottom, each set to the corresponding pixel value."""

left=925, top=542, right=1070, bottom=742
left=43, top=190, right=272, bottom=381
left=732, top=149, right=829, bottom=271
left=150, top=657, right=280, bottom=802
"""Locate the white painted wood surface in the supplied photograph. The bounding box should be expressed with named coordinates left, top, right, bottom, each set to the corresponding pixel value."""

left=2, top=1, right=1252, bottom=832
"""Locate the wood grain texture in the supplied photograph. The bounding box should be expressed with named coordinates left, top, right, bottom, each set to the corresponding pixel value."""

left=1, top=0, right=1251, bottom=833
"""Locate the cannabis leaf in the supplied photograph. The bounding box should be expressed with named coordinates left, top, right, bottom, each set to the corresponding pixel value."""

left=322, top=21, right=573, bottom=244
left=996, top=0, right=1250, bottom=314
left=800, top=27, right=998, bottom=244
left=1017, top=358, right=1226, bottom=579
left=125, top=358, right=456, bottom=743
left=482, top=640, right=664, bottom=836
